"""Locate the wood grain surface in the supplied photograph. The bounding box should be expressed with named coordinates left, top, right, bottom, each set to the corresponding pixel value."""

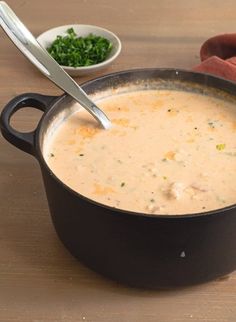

left=1, top=1, right=236, bottom=321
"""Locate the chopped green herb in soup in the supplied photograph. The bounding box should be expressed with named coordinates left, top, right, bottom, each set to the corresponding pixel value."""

left=45, top=90, right=236, bottom=215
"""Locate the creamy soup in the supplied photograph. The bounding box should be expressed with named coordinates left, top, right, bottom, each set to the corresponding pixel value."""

left=45, top=89, right=236, bottom=215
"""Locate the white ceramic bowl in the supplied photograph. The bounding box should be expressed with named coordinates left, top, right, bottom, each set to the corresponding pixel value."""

left=37, top=24, right=122, bottom=77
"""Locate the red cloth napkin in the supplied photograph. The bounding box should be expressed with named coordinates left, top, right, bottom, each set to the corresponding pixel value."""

left=193, top=34, right=236, bottom=82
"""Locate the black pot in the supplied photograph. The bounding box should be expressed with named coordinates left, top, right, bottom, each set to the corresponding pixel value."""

left=1, top=68, right=236, bottom=289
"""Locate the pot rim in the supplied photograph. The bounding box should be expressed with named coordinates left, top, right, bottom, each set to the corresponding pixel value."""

left=36, top=67, right=236, bottom=220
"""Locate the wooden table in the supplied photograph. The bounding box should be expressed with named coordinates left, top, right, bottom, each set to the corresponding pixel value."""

left=1, top=1, right=236, bottom=321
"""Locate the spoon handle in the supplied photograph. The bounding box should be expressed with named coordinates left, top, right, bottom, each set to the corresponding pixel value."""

left=0, top=1, right=111, bottom=129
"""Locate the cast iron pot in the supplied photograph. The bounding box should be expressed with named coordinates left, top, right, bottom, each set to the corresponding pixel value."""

left=1, top=68, right=236, bottom=289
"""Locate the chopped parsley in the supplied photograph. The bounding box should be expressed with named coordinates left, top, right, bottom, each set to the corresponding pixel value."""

left=208, top=121, right=215, bottom=128
left=47, top=28, right=113, bottom=67
left=216, top=143, right=226, bottom=151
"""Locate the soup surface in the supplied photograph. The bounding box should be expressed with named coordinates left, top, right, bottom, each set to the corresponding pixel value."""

left=45, top=89, right=236, bottom=215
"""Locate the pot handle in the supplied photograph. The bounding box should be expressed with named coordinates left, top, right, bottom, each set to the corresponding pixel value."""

left=0, top=93, right=58, bottom=156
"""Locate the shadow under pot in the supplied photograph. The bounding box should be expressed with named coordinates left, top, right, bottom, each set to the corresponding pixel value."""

left=1, top=68, right=236, bottom=289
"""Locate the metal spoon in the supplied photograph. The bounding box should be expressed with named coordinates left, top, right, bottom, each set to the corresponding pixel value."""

left=0, top=1, right=111, bottom=129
